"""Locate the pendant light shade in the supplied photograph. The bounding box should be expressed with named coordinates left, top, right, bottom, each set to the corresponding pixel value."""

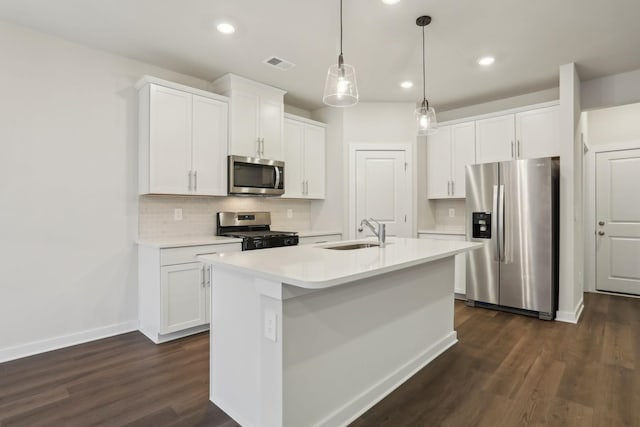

left=323, top=0, right=358, bottom=107
left=415, top=15, right=438, bottom=135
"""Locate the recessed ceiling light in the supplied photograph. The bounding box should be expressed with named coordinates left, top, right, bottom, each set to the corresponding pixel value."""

left=217, top=22, right=236, bottom=35
left=477, top=56, right=495, bottom=66
left=400, top=81, right=413, bottom=89
left=381, top=0, right=401, bottom=4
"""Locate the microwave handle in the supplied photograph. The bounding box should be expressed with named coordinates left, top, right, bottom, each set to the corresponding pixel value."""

left=274, top=166, right=281, bottom=189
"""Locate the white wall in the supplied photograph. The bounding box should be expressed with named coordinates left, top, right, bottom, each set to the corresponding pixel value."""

left=555, top=63, right=583, bottom=323
left=586, top=102, right=640, bottom=145
left=581, top=68, right=640, bottom=111
left=0, top=21, right=217, bottom=361
left=437, top=87, right=559, bottom=123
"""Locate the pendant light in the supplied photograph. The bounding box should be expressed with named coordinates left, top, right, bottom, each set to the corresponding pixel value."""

left=415, top=15, right=438, bottom=135
left=323, top=0, right=358, bottom=107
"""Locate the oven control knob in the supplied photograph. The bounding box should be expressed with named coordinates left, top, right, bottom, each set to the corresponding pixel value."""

left=254, top=240, right=263, bottom=248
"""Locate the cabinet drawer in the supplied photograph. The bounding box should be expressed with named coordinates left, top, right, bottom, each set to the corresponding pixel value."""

left=299, top=234, right=342, bottom=245
left=160, top=243, right=241, bottom=266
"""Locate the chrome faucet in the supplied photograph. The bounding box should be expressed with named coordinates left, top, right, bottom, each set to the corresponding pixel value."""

left=358, top=218, right=386, bottom=248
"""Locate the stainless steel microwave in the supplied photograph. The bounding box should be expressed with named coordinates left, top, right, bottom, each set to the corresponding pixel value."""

left=228, top=155, right=285, bottom=196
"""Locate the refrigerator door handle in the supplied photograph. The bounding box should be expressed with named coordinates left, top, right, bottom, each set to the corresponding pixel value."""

left=498, top=184, right=505, bottom=262
left=492, top=184, right=500, bottom=261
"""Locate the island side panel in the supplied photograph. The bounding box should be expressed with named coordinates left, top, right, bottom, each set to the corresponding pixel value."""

left=210, top=268, right=266, bottom=426
left=281, top=257, right=456, bottom=427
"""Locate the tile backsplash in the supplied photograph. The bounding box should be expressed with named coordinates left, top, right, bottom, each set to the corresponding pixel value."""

left=432, top=199, right=466, bottom=230
left=139, top=195, right=311, bottom=239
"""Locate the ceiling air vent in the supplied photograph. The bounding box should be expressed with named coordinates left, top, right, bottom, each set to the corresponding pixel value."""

left=263, top=56, right=296, bottom=71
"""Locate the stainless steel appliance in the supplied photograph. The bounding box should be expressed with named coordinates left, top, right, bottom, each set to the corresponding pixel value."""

left=228, top=155, right=285, bottom=196
left=465, top=157, right=559, bottom=320
left=216, top=211, right=298, bottom=251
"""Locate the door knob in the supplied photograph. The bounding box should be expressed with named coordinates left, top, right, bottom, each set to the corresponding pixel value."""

left=598, top=231, right=605, bottom=236
left=598, top=221, right=605, bottom=226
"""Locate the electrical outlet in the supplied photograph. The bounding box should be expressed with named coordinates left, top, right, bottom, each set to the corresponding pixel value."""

left=174, top=208, right=183, bottom=221
left=264, top=311, right=277, bottom=342
left=287, top=209, right=293, bottom=219
left=448, top=208, right=455, bottom=218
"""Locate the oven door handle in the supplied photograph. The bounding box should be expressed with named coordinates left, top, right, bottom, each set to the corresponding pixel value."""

left=274, top=166, right=281, bottom=190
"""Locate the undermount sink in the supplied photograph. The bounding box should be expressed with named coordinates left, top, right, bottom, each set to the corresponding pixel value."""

left=323, top=243, right=381, bottom=250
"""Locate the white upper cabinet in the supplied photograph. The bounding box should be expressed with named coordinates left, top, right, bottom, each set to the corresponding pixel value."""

left=137, top=76, right=228, bottom=196
left=475, top=114, right=516, bottom=164
left=283, top=115, right=326, bottom=199
left=475, top=104, right=559, bottom=164
left=212, top=74, right=286, bottom=160
left=427, top=122, right=475, bottom=199
left=516, top=106, right=560, bottom=159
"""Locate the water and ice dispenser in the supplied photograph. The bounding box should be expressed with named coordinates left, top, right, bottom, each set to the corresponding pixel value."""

left=472, top=212, right=492, bottom=239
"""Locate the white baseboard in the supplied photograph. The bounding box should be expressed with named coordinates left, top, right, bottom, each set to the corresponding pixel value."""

left=0, top=320, right=139, bottom=363
left=556, top=297, right=584, bottom=324
left=317, top=331, right=458, bottom=427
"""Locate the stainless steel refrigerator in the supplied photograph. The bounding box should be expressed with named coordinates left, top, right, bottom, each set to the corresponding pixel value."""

left=465, top=157, right=559, bottom=320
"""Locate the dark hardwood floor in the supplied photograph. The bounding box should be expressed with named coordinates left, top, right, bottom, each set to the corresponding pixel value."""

left=1, top=292, right=638, bottom=426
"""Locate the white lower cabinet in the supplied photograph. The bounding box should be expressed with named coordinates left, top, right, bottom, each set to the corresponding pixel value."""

left=298, top=233, right=342, bottom=245
left=138, top=242, right=241, bottom=343
left=418, top=232, right=466, bottom=297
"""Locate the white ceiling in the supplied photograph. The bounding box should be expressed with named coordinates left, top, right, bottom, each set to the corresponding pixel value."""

left=1, top=0, right=640, bottom=112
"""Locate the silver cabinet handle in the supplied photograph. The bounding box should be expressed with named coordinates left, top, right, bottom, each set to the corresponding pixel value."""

left=302, top=181, right=305, bottom=194
left=517, top=140, right=521, bottom=158
left=201, top=265, right=206, bottom=287
left=598, top=231, right=605, bottom=236
left=598, top=220, right=605, bottom=226
left=194, top=170, right=198, bottom=192
left=261, top=138, right=265, bottom=157
left=305, top=180, right=309, bottom=195
left=511, top=141, right=514, bottom=158
left=447, top=181, right=450, bottom=196
left=188, top=170, right=193, bottom=191
left=256, top=138, right=261, bottom=157
left=452, top=181, right=455, bottom=196
left=206, top=266, right=211, bottom=286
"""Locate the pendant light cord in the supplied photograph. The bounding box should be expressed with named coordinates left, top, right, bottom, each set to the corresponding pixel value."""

left=422, top=24, right=427, bottom=108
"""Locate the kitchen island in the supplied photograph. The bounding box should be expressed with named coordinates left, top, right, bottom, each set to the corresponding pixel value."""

left=198, top=238, right=480, bottom=427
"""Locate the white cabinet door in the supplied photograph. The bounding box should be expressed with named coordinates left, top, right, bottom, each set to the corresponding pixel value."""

left=475, top=114, right=515, bottom=164
left=149, top=84, right=192, bottom=194
left=516, top=106, right=560, bottom=159
left=229, top=90, right=260, bottom=157
left=260, top=97, right=284, bottom=160
left=427, top=125, right=452, bottom=198
left=160, top=262, right=207, bottom=334
left=283, top=119, right=305, bottom=198
left=304, top=124, right=326, bottom=199
left=191, top=95, right=228, bottom=196
left=451, top=122, right=476, bottom=197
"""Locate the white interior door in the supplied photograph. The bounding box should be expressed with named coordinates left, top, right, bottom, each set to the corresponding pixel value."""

left=596, top=148, right=640, bottom=294
left=355, top=150, right=411, bottom=238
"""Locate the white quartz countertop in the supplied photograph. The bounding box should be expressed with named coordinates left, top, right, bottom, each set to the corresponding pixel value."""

left=418, top=229, right=466, bottom=236
left=294, top=230, right=342, bottom=238
left=136, top=236, right=243, bottom=248
left=198, top=237, right=481, bottom=289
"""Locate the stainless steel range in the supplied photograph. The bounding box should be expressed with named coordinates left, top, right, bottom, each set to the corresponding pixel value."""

left=216, top=211, right=298, bottom=251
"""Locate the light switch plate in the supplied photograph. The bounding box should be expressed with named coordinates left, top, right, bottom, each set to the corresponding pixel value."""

left=287, top=209, right=293, bottom=219
left=448, top=208, right=455, bottom=218
left=264, top=311, right=277, bottom=342
left=174, top=208, right=183, bottom=221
